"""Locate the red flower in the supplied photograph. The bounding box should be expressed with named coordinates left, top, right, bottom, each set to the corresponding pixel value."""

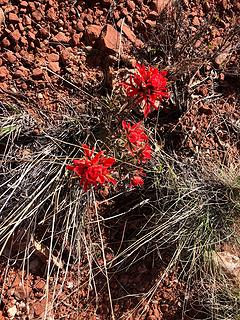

left=122, top=121, right=152, bottom=163
left=130, top=169, right=146, bottom=187
left=139, top=144, right=152, bottom=163
left=122, top=120, right=148, bottom=144
left=131, top=175, right=144, bottom=186
left=120, top=63, right=169, bottom=117
left=66, top=144, right=116, bottom=191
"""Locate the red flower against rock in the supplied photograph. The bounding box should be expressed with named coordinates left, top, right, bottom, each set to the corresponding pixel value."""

left=66, top=144, right=116, bottom=191
left=122, top=120, right=152, bottom=163
left=120, top=63, right=169, bottom=117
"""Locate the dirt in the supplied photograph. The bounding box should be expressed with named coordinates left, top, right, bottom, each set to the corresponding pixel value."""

left=0, top=0, right=239, bottom=319
left=0, top=259, right=185, bottom=319
left=0, top=260, right=95, bottom=319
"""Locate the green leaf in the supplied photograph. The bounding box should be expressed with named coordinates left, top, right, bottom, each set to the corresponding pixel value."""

left=0, top=125, right=17, bottom=138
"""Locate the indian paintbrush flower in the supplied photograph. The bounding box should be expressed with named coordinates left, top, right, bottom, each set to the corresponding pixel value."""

left=120, top=63, right=169, bottom=117
left=122, top=120, right=152, bottom=163
left=66, top=144, right=116, bottom=191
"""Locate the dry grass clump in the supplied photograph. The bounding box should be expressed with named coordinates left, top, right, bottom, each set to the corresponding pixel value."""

left=0, top=102, right=92, bottom=271
left=96, top=150, right=240, bottom=319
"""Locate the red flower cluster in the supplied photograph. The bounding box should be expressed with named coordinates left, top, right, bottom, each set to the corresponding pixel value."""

left=132, top=175, right=144, bottom=186
left=131, top=170, right=146, bottom=187
left=120, top=63, right=169, bottom=117
left=122, top=120, right=152, bottom=163
left=66, top=144, right=116, bottom=191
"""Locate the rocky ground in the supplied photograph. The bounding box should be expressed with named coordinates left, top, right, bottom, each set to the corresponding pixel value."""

left=0, top=0, right=239, bottom=162
left=0, top=0, right=239, bottom=319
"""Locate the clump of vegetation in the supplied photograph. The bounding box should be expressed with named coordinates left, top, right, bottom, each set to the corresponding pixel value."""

left=0, top=1, right=239, bottom=318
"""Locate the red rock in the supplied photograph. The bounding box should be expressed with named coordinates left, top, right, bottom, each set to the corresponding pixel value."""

left=85, top=24, right=102, bottom=44
left=33, top=299, right=46, bottom=317
left=20, top=82, right=27, bottom=89
left=100, top=24, right=120, bottom=52
left=8, top=13, right=19, bottom=23
left=39, top=27, right=49, bottom=37
left=162, top=291, right=171, bottom=300
left=32, top=10, right=42, bottom=21
left=0, top=82, right=8, bottom=90
left=2, top=37, right=10, bottom=47
left=28, top=2, right=36, bottom=11
left=34, top=279, right=46, bottom=290
left=117, top=19, right=137, bottom=44
left=72, top=33, right=81, bottom=46
left=23, top=15, right=31, bottom=25
left=70, top=7, right=77, bottom=15
left=0, top=66, right=9, bottom=79
left=20, top=36, right=28, bottom=45
left=48, top=61, right=60, bottom=73
left=121, top=7, right=128, bottom=16
left=95, top=9, right=103, bottom=17
left=20, top=1, right=28, bottom=7
left=148, top=10, right=159, bottom=19
left=126, top=0, right=136, bottom=11
left=215, top=52, right=229, bottom=65
left=14, top=285, right=32, bottom=300
left=35, top=56, right=46, bottom=66
left=192, top=16, right=200, bottom=26
left=150, top=0, right=171, bottom=14
left=85, top=13, right=93, bottom=24
left=126, top=15, right=132, bottom=25
left=32, top=68, right=43, bottom=79
left=113, top=11, right=120, bottom=20
left=145, top=19, right=156, bottom=27
left=67, top=24, right=73, bottom=33
left=14, top=68, right=27, bottom=78
left=134, top=14, right=142, bottom=26
left=190, top=10, right=198, bottom=16
left=47, top=53, right=59, bottom=62
left=20, top=50, right=34, bottom=64
left=135, top=38, right=144, bottom=48
left=47, top=7, right=57, bottom=21
left=0, top=310, right=5, bottom=320
left=18, top=23, right=24, bottom=32
left=221, top=0, right=228, bottom=9
left=153, top=307, right=161, bottom=318
left=52, top=32, right=70, bottom=43
left=19, top=8, right=27, bottom=13
left=3, top=5, right=14, bottom=14
left=76, top=20, right=84, bottom=32
left=4, top=51, right=16, bottom=63
left=219, top=72, right=225, bottom=81
left=28, top=31, right=35, bottom=40
left=60, top=49, right=70, bottom=62
left=10, top=29, right=21, bottom=42
left=194, top=39, right=203, bottom=50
